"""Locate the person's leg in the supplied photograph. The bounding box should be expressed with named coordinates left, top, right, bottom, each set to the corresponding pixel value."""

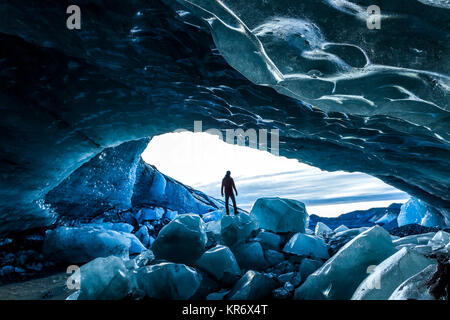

left=231, top=193, right=238, bottom=215
left=225, top=194, right=230, bottom=215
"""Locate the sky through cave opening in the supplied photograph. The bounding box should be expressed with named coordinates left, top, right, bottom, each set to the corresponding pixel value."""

left=141, top=131, right=410, bottom=217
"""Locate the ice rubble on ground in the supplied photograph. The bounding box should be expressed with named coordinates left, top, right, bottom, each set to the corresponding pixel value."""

left=136, top=207, right=165, bottom=223
left=391, top=230, right=450, bottom=256
left=49, top=194, right=448, bottom=301
left=397, top=197, right=446, bottom=228
left=220, top=213, right=258, bottom=247
left=133, top=250, right=155, bottom=267
left=135, top=226, right=154, bottom=248
left=226, top=270, right=277, bottom=300
left=389, top=264, right=438, bottom=300
left=427, top=230, right=450, bottom=250
left=195, top=245, right=241, bottom=285
left=315, top=222, right=333, bottom=237
left=151, top=214, right=207, bottom=264
left=283, top=233, right=329, bottom=259
left=250, top=197, right=309, bottom=233
left=393, top=232, right=436, bottom=247
left=43, top=224, right=145, bottom=263
left=351, top=247, right=436, bottom=300
left=294, top=226, right=396, bottom=300
left=120, top=232, right=147, bottom=255
left=136, top=262, right=202, bottom=300
left=75, top=256, right=133, bottom=300
left=87, top=222, right=134, bottom=233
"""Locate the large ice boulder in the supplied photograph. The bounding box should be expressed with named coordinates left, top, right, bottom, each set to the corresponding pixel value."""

left=264, top=249, right=285, bottom=267
left=398, top=198, right=446, bottom=228
left=294, top=226, right=396, bottom=300
left=205, top=220, right=221, bottom=247
left=253, top=230, right=282, bottom=251
left=137, top=262, right=202, bottom=300
left=220, top=213, right=258, bottom=247
left=283, top=233, right=329, bottom=259
left=389, top=264, right=437, bottom=300
left=75, top=256, right=133, bottom=300
left=43, top=226, right=137, bottom=263
left=352, top=247, right=437, bottom=300
left=232, top=242, right=268, bottom=271
left=298, top=258, right=323, bottom=280
left=315, top=222, right=333, bottom=237
left=151, top=214, right=207, bottom=264
left=195, top=245, right=241, bottom=285
left=250, top=197, right=309, bottom=233
left=202, top=209, right=223, bottom=223
left=226, top=271, right=277, bottom=300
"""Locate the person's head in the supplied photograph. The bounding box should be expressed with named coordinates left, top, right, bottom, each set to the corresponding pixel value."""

left=225, top=170, right=231, bottom=177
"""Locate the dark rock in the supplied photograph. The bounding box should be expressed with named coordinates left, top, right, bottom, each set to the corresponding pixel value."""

left=390, top=224, right=445, bottom=237
left=427, top=258, right=450, bottom=300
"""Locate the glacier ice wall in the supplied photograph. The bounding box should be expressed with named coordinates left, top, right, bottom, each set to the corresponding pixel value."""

left=0, top=0, right=448, bottom=233
left=45, top=139, right=149, bottom=219
left=45, top=139, right=221, bottom=221
left=173, top=0, right=449, bottom=135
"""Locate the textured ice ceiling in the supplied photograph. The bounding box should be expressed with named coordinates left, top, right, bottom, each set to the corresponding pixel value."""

left=0, top=0, right=448, bottom=233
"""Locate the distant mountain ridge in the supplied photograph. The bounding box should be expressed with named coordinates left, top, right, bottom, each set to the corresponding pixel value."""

left=309, top=203, right=403, bottom=231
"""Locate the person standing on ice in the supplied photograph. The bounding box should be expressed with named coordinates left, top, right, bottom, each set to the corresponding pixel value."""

left=221, top=171, right=238, bottom=215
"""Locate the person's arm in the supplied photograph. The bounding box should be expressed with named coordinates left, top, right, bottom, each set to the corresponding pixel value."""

left=232, top=179, right=238, bottom=196
left=221, top=179, right=224, bottom=197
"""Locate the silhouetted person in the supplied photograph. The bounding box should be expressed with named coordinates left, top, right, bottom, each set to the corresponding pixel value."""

left=221, top=171, right=238, bottom=215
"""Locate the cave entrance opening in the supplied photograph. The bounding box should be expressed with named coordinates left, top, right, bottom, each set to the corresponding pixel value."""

left=141, top=131, right=409, bottom=218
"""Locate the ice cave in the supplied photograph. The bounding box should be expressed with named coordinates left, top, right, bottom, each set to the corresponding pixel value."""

left=0, top=0, right=448, bottom=302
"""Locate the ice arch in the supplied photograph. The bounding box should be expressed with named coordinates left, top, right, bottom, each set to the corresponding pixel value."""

left=0, top=0, right=448, bottom=233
